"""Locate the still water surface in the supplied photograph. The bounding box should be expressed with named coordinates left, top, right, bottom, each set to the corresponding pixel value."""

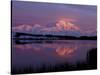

left=12, top=40, right=97, bottom=69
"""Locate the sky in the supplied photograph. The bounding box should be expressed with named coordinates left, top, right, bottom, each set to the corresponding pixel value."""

left=12, top=1, right=97, bottom=36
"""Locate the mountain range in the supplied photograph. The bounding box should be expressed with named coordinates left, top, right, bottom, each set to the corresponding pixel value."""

left=12, top=19, right=96, bottom=36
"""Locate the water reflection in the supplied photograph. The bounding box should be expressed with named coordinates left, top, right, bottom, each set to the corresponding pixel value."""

left=14, top=44, right=41, bottom=51
left=12, top=40, right=97, bottom=74
left=56, top=47, right=76, bottom=57
left=14, top=40, right=96, bottom=58
left=14, top=42, right=78, bottom=58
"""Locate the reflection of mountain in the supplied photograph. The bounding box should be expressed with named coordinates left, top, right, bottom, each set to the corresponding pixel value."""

left=12, top=48, right=97, bottom=74
left=56, top=47, right=76, bottom=57
left=14, top=43, right=77, bottom=57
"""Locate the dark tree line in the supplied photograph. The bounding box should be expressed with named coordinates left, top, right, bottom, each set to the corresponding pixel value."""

left=13, top=32, right=97, bottom=40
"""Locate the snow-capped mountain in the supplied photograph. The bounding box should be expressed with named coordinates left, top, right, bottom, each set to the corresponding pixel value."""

left=12, top=19, right=96, bottom=36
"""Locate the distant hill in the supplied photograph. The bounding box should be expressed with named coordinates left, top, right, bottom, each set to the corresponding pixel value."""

left=12, top=32, right=97, bottom=40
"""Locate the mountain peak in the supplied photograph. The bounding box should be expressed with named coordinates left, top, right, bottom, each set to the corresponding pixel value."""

left=55, top=19, right=79, bottom=31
